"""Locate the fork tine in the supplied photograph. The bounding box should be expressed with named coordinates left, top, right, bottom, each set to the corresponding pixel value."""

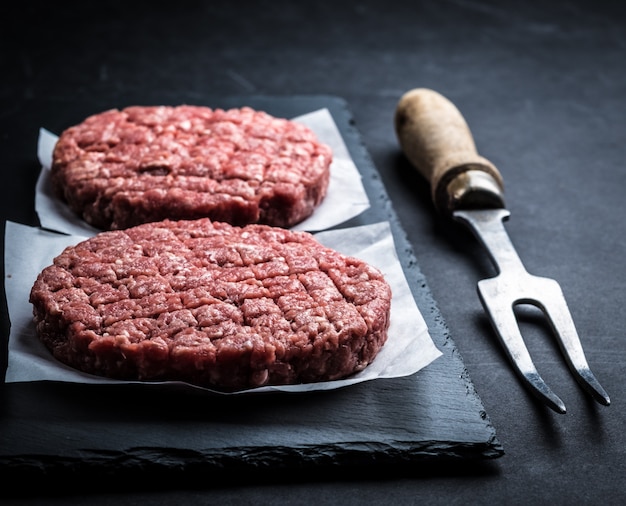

left=477, top=278, right=567, bottom=414
left=533, top=277, right=611, bottom=407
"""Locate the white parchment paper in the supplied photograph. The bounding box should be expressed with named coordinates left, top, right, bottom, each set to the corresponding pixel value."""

left=35, top=108, right=371, bottom=237
left=4, top=220, right=442, bottom=394
left=8, top=105, right=441, bottom=393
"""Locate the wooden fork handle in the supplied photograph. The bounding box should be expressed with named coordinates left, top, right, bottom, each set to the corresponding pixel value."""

left=394, top=88, right=505, bottom=215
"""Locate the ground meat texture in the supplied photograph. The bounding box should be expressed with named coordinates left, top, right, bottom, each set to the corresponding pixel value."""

left=51, top=106, right=332, bottom=230
left=30, top=218, right=391, bottom=391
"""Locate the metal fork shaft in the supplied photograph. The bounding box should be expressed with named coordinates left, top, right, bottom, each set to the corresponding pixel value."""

left=454, top=209, right=610, bottom=413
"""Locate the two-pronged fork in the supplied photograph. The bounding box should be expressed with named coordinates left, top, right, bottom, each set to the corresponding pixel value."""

left=394, top=88, right=610, bottom=413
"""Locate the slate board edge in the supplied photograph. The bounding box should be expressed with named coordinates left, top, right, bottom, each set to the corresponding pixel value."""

left=325, top=93, right=502, bottom=448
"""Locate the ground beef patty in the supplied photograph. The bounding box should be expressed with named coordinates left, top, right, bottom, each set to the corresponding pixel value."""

left=51, top=106, right=332, bottom=230
left=30, top=218, right=391, bottom=390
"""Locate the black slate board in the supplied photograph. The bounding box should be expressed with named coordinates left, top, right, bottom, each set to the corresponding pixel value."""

left=0, top=95, right=503, bottom=489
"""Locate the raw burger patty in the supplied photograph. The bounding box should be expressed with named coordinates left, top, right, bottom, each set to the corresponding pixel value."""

left=51, top=106, right=332, bottom=230
left=30, top=218, right=391, bottom=390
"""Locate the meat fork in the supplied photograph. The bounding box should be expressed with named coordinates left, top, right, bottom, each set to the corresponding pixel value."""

left=394, top=88, right=610, bottom=413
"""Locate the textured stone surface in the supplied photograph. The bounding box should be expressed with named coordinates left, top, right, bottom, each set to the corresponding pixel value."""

left=0, top=97, right=501, bottom=489
left=2, top=1, right=625, bottom=503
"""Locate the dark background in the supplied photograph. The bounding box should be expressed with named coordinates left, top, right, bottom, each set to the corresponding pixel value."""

left=1, top=1, right=625, bottom=504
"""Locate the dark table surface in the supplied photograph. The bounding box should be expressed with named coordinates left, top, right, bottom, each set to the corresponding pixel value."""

left=2, top=1, right=625, bottom=504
